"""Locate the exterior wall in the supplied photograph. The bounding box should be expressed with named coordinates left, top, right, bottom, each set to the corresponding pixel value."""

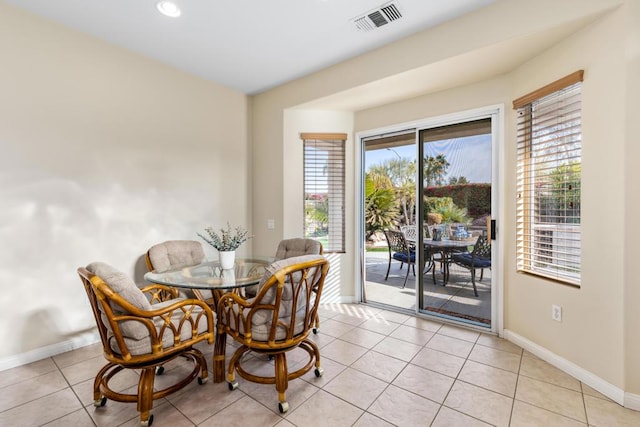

left=0, top=6, right=250, bottom=363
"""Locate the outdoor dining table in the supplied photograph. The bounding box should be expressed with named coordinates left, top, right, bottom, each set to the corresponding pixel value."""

left=406, top=237, right=476, bottom=284
left=144, top=257, right=273, bottom=383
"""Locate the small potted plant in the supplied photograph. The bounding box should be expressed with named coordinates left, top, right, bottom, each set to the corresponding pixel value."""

left=197, top=223, right=252, bottom=269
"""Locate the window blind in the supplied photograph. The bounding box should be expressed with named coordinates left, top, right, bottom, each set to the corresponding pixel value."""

left=515, top=73, right=582, bottom=285
left=302, top=134, right=346, bottom=253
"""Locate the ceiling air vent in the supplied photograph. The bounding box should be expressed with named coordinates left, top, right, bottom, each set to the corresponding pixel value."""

left=352, top=2, right=403, bottom=32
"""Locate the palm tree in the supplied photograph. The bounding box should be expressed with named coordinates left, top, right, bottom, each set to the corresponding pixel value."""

left=424, top=153, right=450, bottom=187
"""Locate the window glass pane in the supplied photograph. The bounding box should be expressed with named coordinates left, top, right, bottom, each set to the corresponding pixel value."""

left=516, top=81, right=581, bottom=285
left=304, top=138, right=345, bottom=252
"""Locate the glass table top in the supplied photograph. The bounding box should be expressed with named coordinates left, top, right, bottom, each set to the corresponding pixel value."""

left=144, top=257, right=273, bottom=290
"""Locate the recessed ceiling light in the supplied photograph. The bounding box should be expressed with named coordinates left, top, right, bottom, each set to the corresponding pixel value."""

left=156, top=1, right=181, bottom=18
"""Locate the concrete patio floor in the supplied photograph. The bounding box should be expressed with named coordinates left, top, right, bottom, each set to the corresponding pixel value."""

left=364, top=250, right=492, bottom=328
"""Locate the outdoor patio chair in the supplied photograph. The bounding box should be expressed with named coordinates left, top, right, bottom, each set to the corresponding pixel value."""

left=451, top=235, right=491, bottom=296
left=383, top=229, right=416, bottom=288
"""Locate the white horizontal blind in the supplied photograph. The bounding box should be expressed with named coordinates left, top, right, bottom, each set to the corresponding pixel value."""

left=516, top=79, right=582, bottom=285
left=303, top=135, right=346, bottom=253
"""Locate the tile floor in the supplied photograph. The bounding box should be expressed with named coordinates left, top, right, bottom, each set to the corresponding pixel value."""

left=1, top=304, right=640, bottom=426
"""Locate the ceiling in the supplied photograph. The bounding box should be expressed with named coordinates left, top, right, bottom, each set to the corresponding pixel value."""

left=4, top=0, right=496, bottom=95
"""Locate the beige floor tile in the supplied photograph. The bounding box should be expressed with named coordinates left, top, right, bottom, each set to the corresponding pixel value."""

left=315, top=318, right=355, bottom=338
left=339, top=327, right=386, bottom=349
left=285, top=389, right=363, bottom=427
left=515, top=376, right=586, bottom=423
left=403, top=316, right=444, bottom=332
left=438, top=324, right=481, bottom=343
left=71, top=369, right=139, bottom=407
left=411, top=347, right=466, bottom=378
left=353, top=412, right=395, bottom=426
left=52, top=342, right=103, bottom=369
left=392, top=363, right=454, bottom=403
left=389, top=324, right=435, bottom=346
left=331, top=312, right=371, bottom=326
left=371, top=336, right=422, bottom=362
left=374, top=309, right=411, bottom=324
left=444, top=380, right=513, bottom=427
left=351, top=350, right=407, bottom=383
left=60, top=355, right=109, bottom=386
left=117, top=401, right=195, bottom=427
left=301, top=356, right=347, bottom=387
left=320, top=339, right=368, bottom=365
left=584, top=394, right=640, bottom=426
left=426, top=334, right=474, bottom=358
left=89, top=384, right=158, bottom=427
left=42, top=408, right=98, bottom=427
left=307, top=329, right=337, bottom=349
left=522, top=350, right=542, bottom=360
left=0, top=357, right=58, bottom=389
left=458, top=360, right=518, bottom=397
left=0, top=388, right=83, bottom=427
left=243, top=375, right=320, bottom=415
left=368, top=384, right=441, bottom=426
left=274, top=419, right=296, bottom=427
left=199, top=395, right=283, bottom=427
left=0, top=370, right=69, bottom=412
left=477, top=334, right=523, bottom=355
left=511, top=400, right=587, bottom=426
left=432, top=406, right=493, bottom=426
left=581, top=382, right=613, bottom=401
left=168, top=380, right=245, bottom=424
left=324, top=367, right=387, bottom=409
left=359, top=317, right=402, bottom=335
left=468, top=344, right=522, bottom=373
left=519, top=356, right=581, bottom=391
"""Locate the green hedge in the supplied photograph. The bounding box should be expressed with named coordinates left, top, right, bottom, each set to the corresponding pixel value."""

left=424, top=184, right=491, bottom=218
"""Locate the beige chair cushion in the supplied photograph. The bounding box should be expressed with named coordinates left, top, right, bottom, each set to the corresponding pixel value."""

left=275, top=238, right=322, bottom=260
left=147, top=240, right=205, bottom=272
left=228, top=255, right=323, bottom=342
left=109, top=299, right=213, bottom=356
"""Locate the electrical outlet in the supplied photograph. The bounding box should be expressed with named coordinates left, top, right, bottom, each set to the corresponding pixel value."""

left=267, top=219, right=275, bottom=230
left=552, top=305, right=562, bottom=322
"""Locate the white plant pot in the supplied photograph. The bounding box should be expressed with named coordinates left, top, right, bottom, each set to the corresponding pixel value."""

left=218, top=250, right=236, bottom=270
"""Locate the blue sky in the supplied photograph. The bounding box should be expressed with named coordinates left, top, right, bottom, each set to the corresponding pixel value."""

left=365, top=134, right=492, bottom=184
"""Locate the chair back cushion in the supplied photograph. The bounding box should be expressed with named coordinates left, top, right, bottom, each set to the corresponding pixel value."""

left=86, top=262, right=152, bottom=341
left=274, top=238, right=322, bottom=260
left=147, top=240, right=205, bottom=272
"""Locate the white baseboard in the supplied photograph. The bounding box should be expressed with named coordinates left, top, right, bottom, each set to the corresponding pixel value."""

left=624, top=392, right=640, bottom=412
left=503, top=329, right=639, bottom=409
left=0, top=332, right=100, bottom=372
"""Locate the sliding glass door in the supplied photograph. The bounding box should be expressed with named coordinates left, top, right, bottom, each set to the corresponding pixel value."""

left=361, top=111, right=497, bottom=330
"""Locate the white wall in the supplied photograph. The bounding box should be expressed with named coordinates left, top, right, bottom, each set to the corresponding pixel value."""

left=0, top=5, right=250, bottom=364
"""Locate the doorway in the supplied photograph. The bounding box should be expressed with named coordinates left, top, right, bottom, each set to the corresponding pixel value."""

left=361, top=111, right=497, bottom=330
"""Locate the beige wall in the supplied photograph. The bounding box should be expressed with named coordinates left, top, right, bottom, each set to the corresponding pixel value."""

left=252, top=0, right=639, bottom=399
left=0, top=6, right=250, bottom=362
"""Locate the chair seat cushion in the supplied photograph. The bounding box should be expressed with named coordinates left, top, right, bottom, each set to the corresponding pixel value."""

left=109, top=299, right=214, bottom=356
left=392, top=252, right=415, bottom=263
left=452, top=253, right=492, bottom=268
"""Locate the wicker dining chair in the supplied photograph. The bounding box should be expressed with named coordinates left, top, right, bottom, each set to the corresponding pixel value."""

left=217, top=254, right=329, bottom=413
left=78, top=262, right=215, bottom=427
left=145, top=240, right=212, bottom=304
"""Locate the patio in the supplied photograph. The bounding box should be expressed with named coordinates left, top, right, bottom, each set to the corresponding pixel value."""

left=364, top=249, right=492, bottom=328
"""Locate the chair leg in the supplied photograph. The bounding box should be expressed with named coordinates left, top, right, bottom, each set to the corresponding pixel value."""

left=479, top=268, right=484, bottom=281
left=385, top=258, right=392, bottom=280
left=470, top=268, right=479, bottom=297
left=138, top=367, right=156, bottom=427
left=274, top=353, right=289, bottom=413
left=402, top=263, right=411, bottom=288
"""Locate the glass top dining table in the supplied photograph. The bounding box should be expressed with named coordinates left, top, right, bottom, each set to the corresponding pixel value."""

left=143, top=257, right=273, bottom=292
left=144, top=257, right=274, bottom=383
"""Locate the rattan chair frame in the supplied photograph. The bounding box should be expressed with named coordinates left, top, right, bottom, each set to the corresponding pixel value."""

left=78, top=267, right=215, bottom=426
left=217, top=256, right=329, bottom=413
